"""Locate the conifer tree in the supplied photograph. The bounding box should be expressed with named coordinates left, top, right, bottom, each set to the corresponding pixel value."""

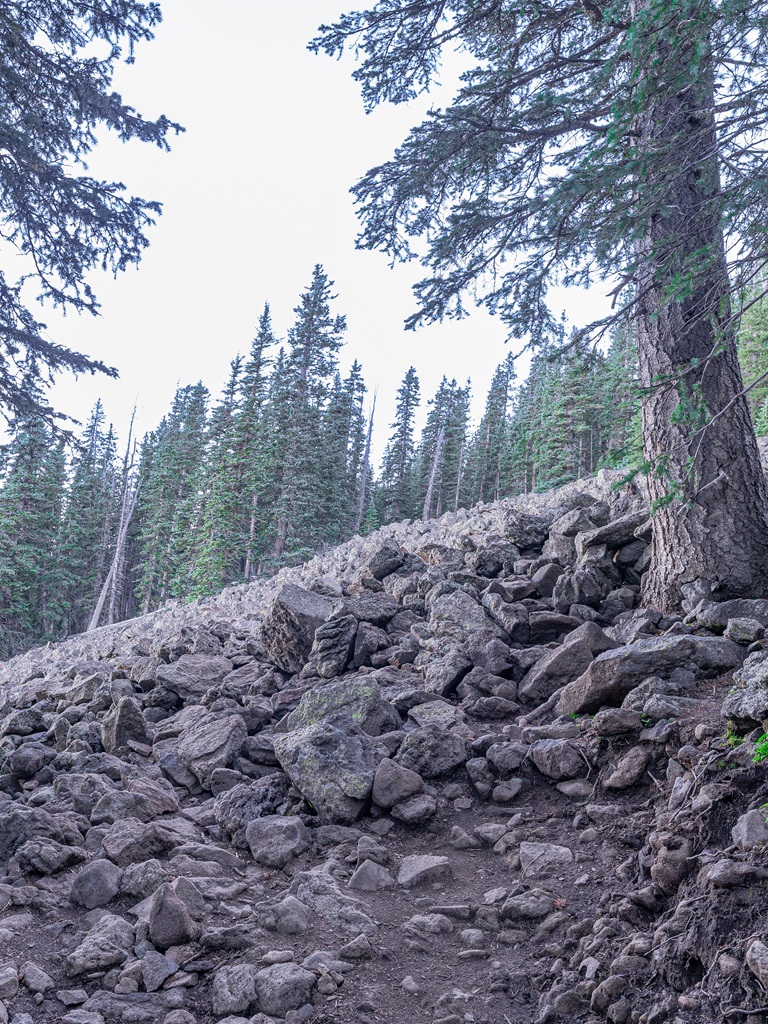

left=380, top=367, right=420, bottom=521
left=466, top=354, right=516, bottom=504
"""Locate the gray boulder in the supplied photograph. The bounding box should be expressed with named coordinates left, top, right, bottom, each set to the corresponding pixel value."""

left=254, top=963, right=316, bottom=1017
left=557, top=634, right=744, bottom=715
left=245, top=815, right=310, bottom=869
left=307, top=614, right=358, bottom=678
left=722, top=650, right=768, bottom=726
left=519, top=622, right=617, bottom=704
left=70, top=860, right=123, bottom=909
left=156, top=654, right=234, bottom=702
left=261, top=584, right=335, bottom=673
left=101, top=696, right=149, bottom=754
left=395, top=726, right=469, bottom=778
left=214, top=775, right=292, bottom=849
left=372, top=758, right=425, bottom=808
left=176, top=712, right=247, bottom=789
left=286, top=676, right=399, bottom=736
left=481, top=594, right=530, bottom=643
left=211, top=964, right=258, bottom=1017
left=529, top=739, right=587, bottom=780
left=273, top=715, right=383, bottom=824
left=65, top=914, right=134, bottom=975
left=691, top=598, right=768, bottom=633
left=148, top=883, right=200, bottom=950
left=429, top=590, right=507, bottom=642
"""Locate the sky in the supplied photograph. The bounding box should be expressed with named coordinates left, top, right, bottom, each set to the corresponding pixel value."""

left=42, top=0, right=609, bottom=463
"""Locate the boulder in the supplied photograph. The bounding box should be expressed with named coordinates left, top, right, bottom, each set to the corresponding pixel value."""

left=261, top=584, right=335, bottom=673
left=480, top=594, right=530, bottom=643
left=557, top=634, right=744, bottom=715
left=366, top=539, right=405, bottom=580
left=245, top=815, right=310, bottom=869
left=101, top=696, right=149, bottom=754
left=273, top=715, right=382, bottom=824
left=211, top=964, right=258, bottom=1017
left=691, top=598, right=768, bottom=633
left=65, top=914, right=134, bottom=975
left=214, top=774, right=292, bottom=848
left=424, top=645, right=473, bottom=697
left=520, top=841, right=574, bottom=879
left=156, top=654, right=234, bottom=702
left=176, top=712, right=247, bottom=789
left=254, top=963, right=316, bottom=1017
left=519, top=622, right=617, bottom=704
left=529, top=739, right=587, bottom=780
left=395, top=726, right=469, bottom=778
left=429, top=590, right=508, bottom=641
left=397, top=854, right=453, bottom=888
left=307, top=614, right=358, bottom=678
left=574, top=510, right=649, bottom=554
left=722, top=650, right=768, bottom=726
left=148, top=883, right=200, bottom=949
left=372, top=758, right=425, bottom=809
left=286, top=676, right=400, bottom=736
left=70, top=860, right=123, bottom=909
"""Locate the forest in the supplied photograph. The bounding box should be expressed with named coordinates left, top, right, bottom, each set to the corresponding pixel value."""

left=2, top=262, right=767, bottom=659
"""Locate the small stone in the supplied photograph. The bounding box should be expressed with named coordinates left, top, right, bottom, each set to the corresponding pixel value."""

left=391, top=793, right=437, bottom=824
left=348, top=860, right=395, bottom=891
left=401, top=975, right=421, bottom=993
left=20, top=961, right=54, bottom=994
left=520, top=841, right=574, bottom=879
left=141, top=951, right=178, bottom=992
left=0, top=964, right=18, bottom=999
left=397, top=855, right=453, bottom=889
left=732, top=809, right=768, bottom=852
left=747, top=940, right=768, bottom=990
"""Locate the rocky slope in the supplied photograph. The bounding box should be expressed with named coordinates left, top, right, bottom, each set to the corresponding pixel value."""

left=0, top=471, right=766, bottom=1024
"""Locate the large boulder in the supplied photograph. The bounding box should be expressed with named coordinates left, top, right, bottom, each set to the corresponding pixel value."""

left=101, top=696, right=150, bottom=754
left=519, top=622, right=618, bottom=704
left=307, top=613, right=358, bottom=678
left=557, top=634, right=744, bottom=715
left=156, top=654, right=234, bottom=702
left=261, top=584, right=335, bottom=673
left=429, top=590, right=508, bottom=642
left=285, top=676, right=400, bottom=736
left=214, top=774, right=293, bottom=848
left=691, top=598, right=768, bottom=633
left=176, top=711, right=247, bottom=789
left=273, top=715, right=383, bottom=824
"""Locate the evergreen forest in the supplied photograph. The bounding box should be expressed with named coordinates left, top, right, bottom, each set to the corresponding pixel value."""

left=2, top=265, right=767, bottom=659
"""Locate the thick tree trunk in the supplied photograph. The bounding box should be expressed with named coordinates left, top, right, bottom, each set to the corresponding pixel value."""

left=636, top=47, right=768, bottom=611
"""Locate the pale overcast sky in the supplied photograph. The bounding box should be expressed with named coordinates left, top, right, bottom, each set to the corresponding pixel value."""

left=43, top=0, right=607, bottom=462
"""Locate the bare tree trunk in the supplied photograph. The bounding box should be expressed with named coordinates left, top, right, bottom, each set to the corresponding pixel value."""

left=244, top=493, right=259, bottom=579
left=423, top=424, right=444, bottom=520
left=636, top=39, right=768, bottom=610
left=353, top=395, right=376, bottom=534
left=89, top=477, right=140, bottom=632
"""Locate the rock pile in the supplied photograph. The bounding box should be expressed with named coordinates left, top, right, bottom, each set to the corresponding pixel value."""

left=0, top=470, right=766, bottom=1024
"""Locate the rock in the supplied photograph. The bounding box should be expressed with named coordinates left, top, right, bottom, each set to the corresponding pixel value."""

left=211, top=964, right=258, bottom=1016
left=101, top=697, right=149, bottom=754
left=273, top=716, right=382, bottom=824
left=20, top=961, right=54, bottom=994
left=176, top=711, right=247, bottom=789
left=102, top=819, right=178, bottom=867
left=575, top=510, right=649, bottom=553
left=519, top=622, right=616, bottom=704
left=261, top=584, right=335, bottom=673
left=591, top=708, right=644, bottom=735
left=214, top=775, right=292, bottom=848
left=245, top=816, right=310, bottom=869
left=0, top=964, right=18, bottom=999
left=732, top=810, right=768, bottom=852
left=501, top=889, right=555, bottom=920
left=65, top=914, right=134, bottom=975
left=552, top=570, right=604, bottom=613
left=397, top=854, right=453, bottom=888
left=307, top=614, right=357, bottom=678
left=429, top=590, right=507, bottom=642
left=531, top=562, right=565, bottom=597
left=724, top=617, right=765, bottom=644
left=520, top=842, right=574, bottom=879
left=395, top=727, right=469, bottom=778
left=424, top=646, right=473, bottom=697
left=254, top=963, right=316, bottom=1017
left=691, top=598, right=768, bottom=633
left=156, top=654, right=234, bottom=701
left=746, top=940, right=768, bottom=990
left=391, top=793, right=437, bottom=823
left=286, top=676, right=399, bottom=736
left=481, top=594, right=530, bottom=643
left=141, top=952, right=178, bottom=993
left=603, top=746, right=650, bottom=790
left=372, top=758, right=424, bottom=809
left=485, top=740, right=527, bottom=776
left=148, top=883, right=200, bottom=950
left=529, top=739, right=587, bottom=780
left=348, top=859, right=395, bottom=891
left=70, top=860, right=122, bottom=909
left=366, top=539, right=404, bottom=580
left=650, top=837, right=692, bottom=894
left=557, top=634, right=743, bottom=715
left=722, top=650, right=768, bottom=726
left=16, top=837, right=86, bottom=875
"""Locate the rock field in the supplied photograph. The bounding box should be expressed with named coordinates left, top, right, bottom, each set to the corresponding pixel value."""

left=0, top=469, right=766, bottom=1024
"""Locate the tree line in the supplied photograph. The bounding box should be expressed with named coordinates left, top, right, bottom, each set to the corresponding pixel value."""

left=2, top=267, right=767, bottom=658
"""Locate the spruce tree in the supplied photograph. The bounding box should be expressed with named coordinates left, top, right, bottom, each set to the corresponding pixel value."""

left=0, top=2, right=180, bottom=421
left=380, top=367, right=420, bottom=521
left=314, top=0, right=768, bottom=609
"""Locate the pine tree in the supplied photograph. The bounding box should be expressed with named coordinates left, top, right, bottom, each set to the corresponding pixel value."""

left=0, top=417, right=66, bottom=655
left=380, top=367, right=420, bottom=521
left=270, top=266, right=347, bottom=561
left=737, top=286, right=768, bottom=434
left=314, top=0, right=768, bottom=608
left=466, top=354, right=516, bottom=504
left=133, top=384, right=209, bottom=613
left=0, top=2, right=180, bottom=421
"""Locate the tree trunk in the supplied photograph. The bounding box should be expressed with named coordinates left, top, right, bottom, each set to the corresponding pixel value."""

left=636, top=41, right=768, bottom=611
left=423, top=424, right=444, bottom=520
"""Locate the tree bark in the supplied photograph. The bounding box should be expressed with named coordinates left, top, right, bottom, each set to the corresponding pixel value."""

left=636, top=40, right=768, bottom=611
